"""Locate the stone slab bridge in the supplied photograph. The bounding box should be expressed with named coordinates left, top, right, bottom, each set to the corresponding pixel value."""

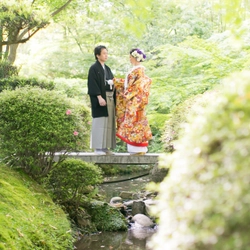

left=54, top=152, right=163, bottom=165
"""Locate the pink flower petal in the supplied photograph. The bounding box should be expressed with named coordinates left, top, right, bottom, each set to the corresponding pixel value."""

left=66, top=109, right=71, bottom=115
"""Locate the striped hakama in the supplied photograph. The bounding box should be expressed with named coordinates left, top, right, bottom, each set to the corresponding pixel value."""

left=90, top=92, right=116, bottom=149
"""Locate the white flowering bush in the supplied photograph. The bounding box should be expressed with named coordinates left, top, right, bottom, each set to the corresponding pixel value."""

left=149, top=70, right=250, bottom=250
left=0, top=86, right=90, bottom=178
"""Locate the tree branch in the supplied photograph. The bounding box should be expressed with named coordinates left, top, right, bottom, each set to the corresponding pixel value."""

left=51, top=0, right=74, bottom=17
left=2, top=26, right=47, bottom=45
left=1, top=0, right=74, bottom=63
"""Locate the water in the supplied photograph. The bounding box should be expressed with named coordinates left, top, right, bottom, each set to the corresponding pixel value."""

left=75, top=230, right=155, bottom=250
left=100, top=171, right=151, bottom=202
left=74, top=173, right=156, bottom=250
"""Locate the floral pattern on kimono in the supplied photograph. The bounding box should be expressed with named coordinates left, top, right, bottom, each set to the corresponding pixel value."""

left=113, top=65, right=152, bottom=146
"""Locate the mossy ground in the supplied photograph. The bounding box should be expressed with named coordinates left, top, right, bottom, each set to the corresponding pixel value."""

left=0, top=164, right=74, bottom=250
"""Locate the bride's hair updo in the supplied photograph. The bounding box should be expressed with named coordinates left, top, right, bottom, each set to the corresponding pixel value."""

left=130, top=48, right=146, bottom=62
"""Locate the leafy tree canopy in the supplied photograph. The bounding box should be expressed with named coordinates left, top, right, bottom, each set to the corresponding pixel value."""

left=0, top=0, right=73, bottom=63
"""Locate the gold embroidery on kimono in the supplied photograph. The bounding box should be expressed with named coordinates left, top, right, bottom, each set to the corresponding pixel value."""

left=114, top=66, right=152, bottom=146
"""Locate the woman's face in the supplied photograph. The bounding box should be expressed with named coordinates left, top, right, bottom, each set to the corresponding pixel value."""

left=130, top=54, right=137, bottom=64
left=97, top=49, right=108, bottom=63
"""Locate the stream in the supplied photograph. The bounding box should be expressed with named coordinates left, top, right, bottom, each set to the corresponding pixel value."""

left=74, top=172, right=156, bottom=250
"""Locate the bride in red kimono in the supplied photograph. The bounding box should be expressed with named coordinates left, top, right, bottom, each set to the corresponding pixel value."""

left=114, top=48, right=152, bottom=155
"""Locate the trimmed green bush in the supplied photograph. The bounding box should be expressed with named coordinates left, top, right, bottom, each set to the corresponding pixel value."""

left=46, top=158, right=103, bottom=206
left=0, top=60, right=18, bottom=79
left=149, top=70, right=250, bottom=250
left=0, top=76, right=55, bottom=92
left=0, top=87, right=91, bottom=178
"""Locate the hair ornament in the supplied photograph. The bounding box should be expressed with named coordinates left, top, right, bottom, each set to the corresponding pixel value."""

left=131, top=49, right=146, bottom=62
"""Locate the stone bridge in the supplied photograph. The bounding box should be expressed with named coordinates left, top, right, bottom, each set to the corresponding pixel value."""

left=54, top=152, right=162, bottom=165
left=54, top=152, right=168, bottom=183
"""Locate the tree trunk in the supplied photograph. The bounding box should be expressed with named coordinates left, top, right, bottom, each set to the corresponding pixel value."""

left=4, top=0, right=74, bottom=64
left=8, top=44, right=19, bottom=65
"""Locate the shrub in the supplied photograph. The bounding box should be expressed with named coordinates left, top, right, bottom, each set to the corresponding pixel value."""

left=148, top=113, right=169, bottom=136
left=46, top=158, right=103, bottom=207
left=148, top=113, right=169, bottom=153
left=0, top=76, right=55, bottom=92
left=149, top=70, right=250, bottom=250
left=0, top=60, right=18, bottom=78
left=0, top=87, right=91, bottom=178
left=53, top=77, right=88, bottom=100
left=162, top=90, right=219, bottom=152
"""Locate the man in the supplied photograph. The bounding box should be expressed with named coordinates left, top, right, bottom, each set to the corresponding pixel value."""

left=87, top=45, right=116, bottom=155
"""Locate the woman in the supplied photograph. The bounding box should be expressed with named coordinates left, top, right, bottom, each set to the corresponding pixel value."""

left=114, top=48, right=152, bottom=155
left=87, top=45, right=116, bottom=155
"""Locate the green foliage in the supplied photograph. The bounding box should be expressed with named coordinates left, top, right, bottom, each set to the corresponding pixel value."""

left=0, top=1, right=50, bottom=61
left=147, top=35, right=250, bottom=117
left=100, top=163, right=152, bottom=176
left=0, top=60, right=18, bottom=78
left=213, top=0, right=250, bottom=35
left=0, top=164, right=73, bottom=249
left=162, top=90, right=219, bottom=152
left=149, top=70, right=250, bottom=250
left=0, top=0, right=75, bottom=63
left=148, top=113, right=169, bottom=135
left=147, top=113, right=168, bottom=153
left=53, top=77, right=88, bottom=102
left=0, top=76, right=55, bottom=92
left=86, top=201, right=127, bottom=232
left=144, top=1, right=215, bottom=48
left=0, top=87, right=90, bottom=178
left=46, top=158, right=103, bottom=206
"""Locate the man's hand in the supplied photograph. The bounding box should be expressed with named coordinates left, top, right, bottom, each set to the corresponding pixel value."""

left=107, top=79, right=114, bottom=90
left=97, top=95, right=106, bottom=106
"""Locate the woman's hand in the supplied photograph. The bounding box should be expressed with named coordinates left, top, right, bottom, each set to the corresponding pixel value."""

left=120, top=92, right=126, bottom=98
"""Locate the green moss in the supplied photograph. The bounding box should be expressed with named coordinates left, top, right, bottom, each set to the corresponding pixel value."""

left=86, top=201, right=127, bottom=232
left=0, top=164, right=73, bottom=249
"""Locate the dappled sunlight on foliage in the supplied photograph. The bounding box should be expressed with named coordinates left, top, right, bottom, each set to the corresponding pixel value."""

left=148, top=35, right=250, bottom=117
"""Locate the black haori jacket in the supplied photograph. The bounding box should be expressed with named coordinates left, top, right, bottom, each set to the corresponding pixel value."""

left=87, top=60, right=115, bottom=118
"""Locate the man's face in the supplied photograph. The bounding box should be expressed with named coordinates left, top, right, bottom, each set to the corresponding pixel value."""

left=97, top=49, right=108, bottom=63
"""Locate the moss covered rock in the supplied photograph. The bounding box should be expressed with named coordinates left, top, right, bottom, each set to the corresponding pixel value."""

left=149, top=70, right=250, bottom=250
left=85, top=201, right=127, bottom=232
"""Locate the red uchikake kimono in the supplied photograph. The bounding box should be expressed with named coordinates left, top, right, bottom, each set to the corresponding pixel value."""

left=114, top=65, right=152, bottom=148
